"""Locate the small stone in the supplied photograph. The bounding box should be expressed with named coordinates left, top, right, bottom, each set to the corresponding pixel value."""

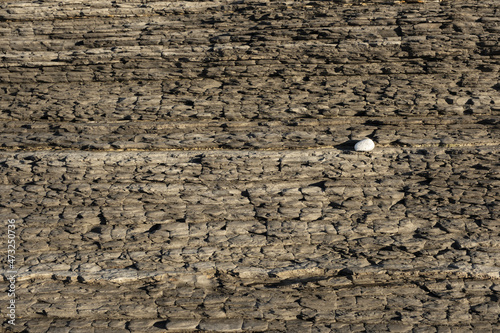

left=354, top=138, right=375, bottom=152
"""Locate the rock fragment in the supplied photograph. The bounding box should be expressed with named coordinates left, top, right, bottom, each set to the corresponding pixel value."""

left=354, top=138, right=375, bottom=152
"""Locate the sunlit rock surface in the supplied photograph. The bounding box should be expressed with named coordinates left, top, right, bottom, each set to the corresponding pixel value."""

left=0, top=0, right=499, bottom=332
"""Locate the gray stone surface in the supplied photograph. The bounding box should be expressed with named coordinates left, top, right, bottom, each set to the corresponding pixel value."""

left=0, top=0, right=499, bottom=332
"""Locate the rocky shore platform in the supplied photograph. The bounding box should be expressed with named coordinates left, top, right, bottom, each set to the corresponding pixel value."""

left=1, top=0, right=499, bottom=332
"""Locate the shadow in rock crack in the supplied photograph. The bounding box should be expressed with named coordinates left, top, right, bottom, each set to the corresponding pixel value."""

left=334, top=139, right=358, bottom=151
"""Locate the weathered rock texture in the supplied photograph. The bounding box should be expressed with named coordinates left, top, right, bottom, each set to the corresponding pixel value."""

left=1, top=0, right=499, bottom=332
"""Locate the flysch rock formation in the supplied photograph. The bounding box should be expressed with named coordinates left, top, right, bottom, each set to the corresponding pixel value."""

left=0, top=0, right=499, bottom=332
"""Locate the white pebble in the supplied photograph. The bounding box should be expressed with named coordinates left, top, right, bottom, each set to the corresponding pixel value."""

left=354, top=138, right=375, bottom=152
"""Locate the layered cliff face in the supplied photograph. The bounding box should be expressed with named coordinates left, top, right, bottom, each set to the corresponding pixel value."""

left=1, top=0, right=499, bottom=332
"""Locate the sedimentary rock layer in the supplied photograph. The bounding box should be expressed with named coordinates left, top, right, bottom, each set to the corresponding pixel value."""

left=0, top=0, right=499, bottom=332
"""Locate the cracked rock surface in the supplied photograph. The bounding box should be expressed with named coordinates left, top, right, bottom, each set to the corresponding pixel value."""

left=0, top=0, right=499, bottom=332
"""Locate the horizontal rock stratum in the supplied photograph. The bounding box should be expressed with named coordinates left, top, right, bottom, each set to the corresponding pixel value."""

left=0, top=0, right=499, bottom=332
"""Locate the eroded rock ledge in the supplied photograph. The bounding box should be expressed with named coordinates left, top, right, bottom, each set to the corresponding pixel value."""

left=1, top=0, right=499, bottom=332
